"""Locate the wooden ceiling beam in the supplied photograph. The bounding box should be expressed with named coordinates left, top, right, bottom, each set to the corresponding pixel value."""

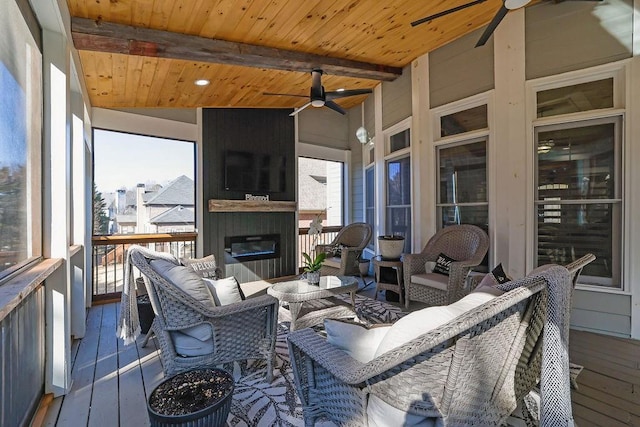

left=71, top=17, right=402, bottom=82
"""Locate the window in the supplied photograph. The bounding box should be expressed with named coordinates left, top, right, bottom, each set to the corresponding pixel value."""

left=386, top=156, right=411, bottom=252
left=436, top=140, right=489, bottom=270
left=0, top=0, right=42, bottom=282
left=440, top=104, right=488, bottom=137
left=298, top=157, right=344, bottom=228
left=92, top=129, right=196, bottom=235
left=535, top=117, right=622, bottom=288
left=365, top=166, right=375, bottom=250
left=536, top=78, right=613, bottom=118
left=388, top=128, right=410, bottom=154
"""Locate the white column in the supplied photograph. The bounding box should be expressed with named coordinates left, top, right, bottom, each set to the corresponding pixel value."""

left=628, top=0, right=640, bottom=339
left=492, top=9, right=528, bottom=278
left=373, top=84, right=384, bottom=252
left=411, top=53, right=433, bottom=251
left=70, top=90, right=86, bottom=339
left=42, top=28, right=72, bottom=396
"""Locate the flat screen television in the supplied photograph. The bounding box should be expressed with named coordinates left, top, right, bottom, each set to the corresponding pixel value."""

left=224, top=150, right=287, bottom=193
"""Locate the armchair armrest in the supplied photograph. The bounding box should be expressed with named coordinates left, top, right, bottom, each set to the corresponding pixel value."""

left=315, top=243, right=332, bottom=255
left=199, top=294, right=279, bottom=318
left=403, top=252, right=433, bottom=275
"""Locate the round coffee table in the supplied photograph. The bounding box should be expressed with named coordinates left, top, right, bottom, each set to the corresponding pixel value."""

left=267, top=276, right=358, bottom=330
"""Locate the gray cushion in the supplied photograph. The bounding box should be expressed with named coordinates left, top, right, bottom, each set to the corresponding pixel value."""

left=149, top=259, right=216, bottom=310
left=410, top=272, right=448, bottom=291
left=323, top=256, right=342, bottom=269
left=179, top=323, right=213, bottom=342
left=169, top=330, right=214, bottom=357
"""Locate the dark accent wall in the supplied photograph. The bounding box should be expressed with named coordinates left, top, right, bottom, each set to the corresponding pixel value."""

left=202, top=109, right=297, bottom=282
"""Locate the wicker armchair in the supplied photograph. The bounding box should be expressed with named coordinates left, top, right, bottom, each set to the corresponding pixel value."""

left=127, top=246, right=279, bottom=380
left=565, top=253, right=596, bottom=288
left=316, top=222, right=372, bottom=283
left=288, top=265, right=576, bottom=426
left=404, top=224, right=489, bottom=307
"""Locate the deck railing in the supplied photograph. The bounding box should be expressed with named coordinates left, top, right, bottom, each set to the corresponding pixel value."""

left=91, top=233, right=197, bottom=301
left=91, top=228, right=344, bottom=299
left=297, top=226, right=341, bottom=269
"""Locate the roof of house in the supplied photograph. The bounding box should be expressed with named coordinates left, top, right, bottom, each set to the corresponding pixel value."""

left=145, top=175, right=194, bottom=206
left=149, top=205, right=194, bottom=224
left=115, top=214, right=136, bottom=224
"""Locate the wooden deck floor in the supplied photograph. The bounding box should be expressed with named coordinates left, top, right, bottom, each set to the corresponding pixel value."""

left=42, top=302, right=165, bottom=427
left=569, top=329, right=640, bottom=426
left=42, top=299, right=640, bottom=427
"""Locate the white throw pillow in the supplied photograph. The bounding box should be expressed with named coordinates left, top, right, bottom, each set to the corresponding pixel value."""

left=424, top=261, right=436, bottom=273
left=374, top=305, right=461, bottom=357
left=324, top=319, right=391, bottom=363
left=203, top=276, right=243, bottom=306
left=368, top=291, right=499, bottom=427
left=374, top=291, right=499, bottom=357
left=149, top=259, right=216, bottom=311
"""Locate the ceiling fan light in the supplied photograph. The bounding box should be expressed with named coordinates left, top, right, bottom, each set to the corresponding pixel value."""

left=504, top=0, right=531, bottom=10
left=356, top=126, right=369, bottom=144
left=311, top=99, right=325, bottom=107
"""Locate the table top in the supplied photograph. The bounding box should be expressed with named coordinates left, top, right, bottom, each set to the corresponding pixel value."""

left=267, top=275, right=358, bottom=303
left=372, top=255, right=403, bottom=266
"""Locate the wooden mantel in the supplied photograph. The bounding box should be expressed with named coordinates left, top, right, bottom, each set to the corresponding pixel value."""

left=208, top=199, right=297, bottom=213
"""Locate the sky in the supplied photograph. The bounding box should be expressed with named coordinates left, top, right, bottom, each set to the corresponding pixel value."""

left=0, top=62, right=27, bottom=168
left=93, top=129, right=195, bottom=193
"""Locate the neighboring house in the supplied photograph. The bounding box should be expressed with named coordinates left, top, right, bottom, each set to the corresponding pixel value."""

left=298, top=157, right=343, bottom=228
left=149, top=205, right=195, bottom=233
left=298, top=157, right=327, bottom=227
left=110, top=175, right=195, bottom=234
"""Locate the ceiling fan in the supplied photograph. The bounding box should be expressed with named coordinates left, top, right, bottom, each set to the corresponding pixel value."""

left=263, top=69, right=373, bottom=116
left=411, top=0, right=602, bottom=48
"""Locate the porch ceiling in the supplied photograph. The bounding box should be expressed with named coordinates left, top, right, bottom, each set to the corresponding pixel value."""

left=66, top=0, right=524, bottom=110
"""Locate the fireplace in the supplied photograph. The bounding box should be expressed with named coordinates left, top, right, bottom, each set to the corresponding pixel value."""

left=224, top=234, right=281, bottom=262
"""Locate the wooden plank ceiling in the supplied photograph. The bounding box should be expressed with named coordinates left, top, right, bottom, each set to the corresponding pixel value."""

left=67, top=0, right=508, bottom=110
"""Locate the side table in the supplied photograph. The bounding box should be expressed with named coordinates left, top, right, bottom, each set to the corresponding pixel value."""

left=372, top=256, right=404, bottom=306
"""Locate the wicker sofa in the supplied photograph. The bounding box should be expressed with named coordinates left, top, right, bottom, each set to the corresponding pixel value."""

left=287, top=264, right=576, bottom=426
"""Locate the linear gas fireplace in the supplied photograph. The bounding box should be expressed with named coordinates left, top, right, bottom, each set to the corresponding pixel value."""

left=224, top=234, right=281, bottom=262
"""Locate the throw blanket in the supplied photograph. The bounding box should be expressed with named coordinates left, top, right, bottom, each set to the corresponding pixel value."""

left=499, top=265, right=575, bottom=427
left=116, top=245, right=177, bottom=345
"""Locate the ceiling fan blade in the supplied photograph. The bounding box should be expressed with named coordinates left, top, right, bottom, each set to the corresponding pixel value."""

left=326, top=88, right=373, bottom=99
left=263, top=92, right=308, bottom=98
left=289, top=102, right=312, bottom=116
left=475, top=4, right=509, bottom=47
left=411, top=0, right=487, bottom=27
left=324, top=100, right=346, bottom=115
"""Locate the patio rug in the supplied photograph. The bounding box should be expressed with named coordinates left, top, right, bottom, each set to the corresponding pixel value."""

left=221, top=293, right=541, bottom=427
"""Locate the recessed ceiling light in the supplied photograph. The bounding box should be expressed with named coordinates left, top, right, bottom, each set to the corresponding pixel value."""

left=336, top=88, right=345, bottom=92
left=195, top=79, right=210, bottom=86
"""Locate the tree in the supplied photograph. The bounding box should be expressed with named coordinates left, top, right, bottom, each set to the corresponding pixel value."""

left=93, top=183, right=109, bottom=234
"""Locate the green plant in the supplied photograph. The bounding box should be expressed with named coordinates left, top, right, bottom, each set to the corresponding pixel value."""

left=302, top=252, right=326, bottom=273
